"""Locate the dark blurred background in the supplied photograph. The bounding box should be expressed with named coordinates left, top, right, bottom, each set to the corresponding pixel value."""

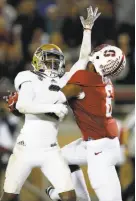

left=0, top=0, right=135, bottom=201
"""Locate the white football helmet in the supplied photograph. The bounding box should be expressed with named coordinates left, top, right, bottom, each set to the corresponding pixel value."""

left=89, top=44, right=126, bottom=77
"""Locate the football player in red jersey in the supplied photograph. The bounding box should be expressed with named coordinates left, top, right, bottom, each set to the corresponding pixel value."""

left=47, top=44, right=126, bottom=201
left=60, top=45, right=126, bottom=201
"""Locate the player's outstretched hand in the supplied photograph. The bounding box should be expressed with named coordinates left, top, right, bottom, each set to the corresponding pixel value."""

left=80, top=6, right=101, bottom=30
left=52, top=104, right=68, bottom=121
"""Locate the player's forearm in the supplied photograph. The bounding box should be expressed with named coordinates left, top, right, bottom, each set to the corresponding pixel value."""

left=16, top=101, right=57, bottom=114
left=61, top=84, right=82, bottom=100
left=66, top=59, right=89, bottom=82
left=79, top=6, right=101, bottom=60
left=15, top=81, right=57, bottom=114
left=67, top=30, right=91, bottom=77
left=79, top=29, right=91, bottom=60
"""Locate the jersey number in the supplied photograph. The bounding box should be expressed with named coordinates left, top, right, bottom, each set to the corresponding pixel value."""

left=104, top=50, right=116, bottom=57
left=105, top=85, right=113, bottom=117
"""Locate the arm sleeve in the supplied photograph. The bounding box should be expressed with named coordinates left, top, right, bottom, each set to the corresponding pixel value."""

left=79, top=29, right=91, bottom=60
left=16, top=82, right=58, bottom=114
left=64, top=30, right=91, bottom=82
left=66, top=59, right=88, bottom=82
left=59, top=60, right=88, bottom=88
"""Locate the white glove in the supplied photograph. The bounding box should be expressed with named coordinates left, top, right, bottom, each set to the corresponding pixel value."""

left=80, top=6, right=101, bottom=30
left=52, top=104, right=68, bottom=121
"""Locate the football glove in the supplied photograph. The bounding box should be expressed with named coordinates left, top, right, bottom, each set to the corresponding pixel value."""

left=52, top=104, right=68, bottom=121
left=80, top=6, right=101, bottom=30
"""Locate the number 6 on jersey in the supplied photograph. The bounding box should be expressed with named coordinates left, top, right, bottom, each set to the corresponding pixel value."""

left=105, top=84, right=114, bottom=117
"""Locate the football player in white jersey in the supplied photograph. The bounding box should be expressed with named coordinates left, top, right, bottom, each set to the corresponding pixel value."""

left=1, top=43, right=78, bottom=201
left=1, top=6, right=101, bottom=201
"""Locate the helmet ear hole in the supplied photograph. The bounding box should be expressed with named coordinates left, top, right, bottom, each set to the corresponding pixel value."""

left=96, top=56, right=99, bottom=59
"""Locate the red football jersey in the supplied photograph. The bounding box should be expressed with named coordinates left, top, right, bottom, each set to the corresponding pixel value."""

left=68, top=70, right=119, bottom=140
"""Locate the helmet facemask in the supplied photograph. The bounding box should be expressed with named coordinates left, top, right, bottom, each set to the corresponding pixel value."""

left=32, top=48, right=65, bottom=78
left=89, top=45, right=126, bottom=78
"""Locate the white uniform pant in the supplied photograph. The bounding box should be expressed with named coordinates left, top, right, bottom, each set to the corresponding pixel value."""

left=4, top=144, right=74, bottom=194
left=62, top=137, right=122, bottom=201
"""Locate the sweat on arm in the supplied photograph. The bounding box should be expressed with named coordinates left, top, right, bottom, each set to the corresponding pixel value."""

left=61, top=84, right=82, bottom=100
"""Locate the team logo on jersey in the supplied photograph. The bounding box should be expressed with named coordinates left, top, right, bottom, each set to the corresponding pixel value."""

left=94, top=151, right=102, bottom=155
left=50, top=143, right=57, bottom=147
left=51, top=79, right=57, bottom=83
left=17, top=141, right=26, bottom=146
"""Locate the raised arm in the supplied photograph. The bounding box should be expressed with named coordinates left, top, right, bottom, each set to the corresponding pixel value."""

left=67, top=6, right=101, bottom=79
left=79, top=6, right=101, bottom=60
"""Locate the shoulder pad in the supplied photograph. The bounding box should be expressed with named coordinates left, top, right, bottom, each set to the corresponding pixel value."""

left=14, top=71, right=33, bottom=91
left=68, top=70, right=106, bottom=87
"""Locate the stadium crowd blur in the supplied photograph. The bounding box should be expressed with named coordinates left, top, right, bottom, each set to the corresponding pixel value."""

left=0, top=0, right=135, bottom=201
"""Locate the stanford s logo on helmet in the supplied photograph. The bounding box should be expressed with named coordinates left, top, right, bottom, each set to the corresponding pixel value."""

left=89, top=44, right=126, bottom=77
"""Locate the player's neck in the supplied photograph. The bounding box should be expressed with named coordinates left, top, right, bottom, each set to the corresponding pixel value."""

left=87, top=62, right=96, bottom=73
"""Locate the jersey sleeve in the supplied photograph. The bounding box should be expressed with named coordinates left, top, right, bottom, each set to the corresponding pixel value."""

left=14, top=71, right=32, bottom=91
left=59, top=72, right=69, bottom=88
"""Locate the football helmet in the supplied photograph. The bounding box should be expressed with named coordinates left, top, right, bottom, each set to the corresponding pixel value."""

left=32, top=44, right=65, bottom=78
left=89, top=44, right=126, bottom=77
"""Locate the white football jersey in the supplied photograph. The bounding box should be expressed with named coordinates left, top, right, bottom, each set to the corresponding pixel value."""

left=14, top=71, right=67, bottom=148
left=14, top=60, right=87, bottom=148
